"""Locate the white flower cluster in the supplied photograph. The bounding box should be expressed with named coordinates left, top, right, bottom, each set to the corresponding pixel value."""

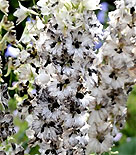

left=25, top=1, right=104, bottom=154
left=0, top=85, right=15, bottom=142
left=87, top=0, right=136, bottom=153
left=0, top=0, right=136, bottom=154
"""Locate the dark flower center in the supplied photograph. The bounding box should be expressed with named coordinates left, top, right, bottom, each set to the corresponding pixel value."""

left=109, top=72, right=117, bottom=80
left=95, top=104, right=102, bottom=110
left=97, top=134, right=105, bottom=143
left=114, top=48, right=123, bottom=54
left=76, top=92, right=84, bottom=99
left=72, top=40, right=81, bottom=49
left=50, top=42, right=57, bottom=48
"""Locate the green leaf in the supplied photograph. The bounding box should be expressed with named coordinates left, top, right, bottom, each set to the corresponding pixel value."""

left=44, top=15, right=49, bottom=24
left=13, top=117, right=28, bottom=144
left=29, top=145, right=40, bottom=155
left=8, top=98, right=17, bottom=112
left=117, top=138, right=136, bottom=155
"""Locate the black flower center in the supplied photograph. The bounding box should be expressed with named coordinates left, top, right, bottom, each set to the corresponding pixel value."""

left=76, top=92, right=84, bottom=99
left=88, top=68, right=97, bottom=76
left=109, top=72, right=117, bottom=80
left=72, top=40, right=81, bottom=49
left=97, top=134, right=105, bottom=143
left=130, top=7, right=135, bottom=14
left=114, top=48, right=123, bottom=54
left=50, top=42, right=57, bottom=48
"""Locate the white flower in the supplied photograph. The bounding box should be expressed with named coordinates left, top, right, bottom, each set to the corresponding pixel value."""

left=36, top=16, right=45, bottom=30
left=37, top=0, right=59, bottom=17
left=25, top=114, right=33, bottom=126
left=91, top=85, right=109, bottom=104
left=18, top=50, right=30, bottom=63
left=125, top=0, right=136, bottom=8
left=39, top=126, right=57, bottom=141
left=37, top=0, right=50, bottom=15
left=45, top=34, right=63, bottom=56
left=87, top=100, right=109, bottom=124
left=16, top=64, right=36, bottom=82
left=83, top=70, right=98, bottom=91
left=55, top=6, right=83, bottom=29
left=19, top=20, right=37, bottom=43
left=32, top=118, right=45, bottom=134
left=69, top=134, right=79, bottom=146
left=35, top=69, right=50, bottom=85
left=80, top=94, right=95, bottom=108
left=14, top=2, right=38, bottom=24
left=64, top=113, right=86, bottom=128
left=66, top=30, right=93, bottom=59
left=38, top=143, right=52, bottom=155
left=26, top=129, right=35, bottom=139
left=83, top=0, right=100, bottom=10
left=48, top=76, right=78, bottom=100
left=76, top=135, right=89, bottom=146
left=100, top=65, right=128, bottom=89
left=86, top=123, right=113, bottom=154
left=35, top=102, right=61, bottom=122
left=0, top=0, right=9, bottom=15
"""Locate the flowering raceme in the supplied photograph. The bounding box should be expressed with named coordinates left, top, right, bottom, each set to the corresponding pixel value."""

left=0, top=0, right=136, bottom=154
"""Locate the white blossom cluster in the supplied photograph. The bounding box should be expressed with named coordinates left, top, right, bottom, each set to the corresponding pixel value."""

left=0, top=85, right=15, bottom=143
left=24, top=0, right=104, bottom=154
left=89, top=0, right=136, bottom=153
left=0, top=0, right=136, bottom=154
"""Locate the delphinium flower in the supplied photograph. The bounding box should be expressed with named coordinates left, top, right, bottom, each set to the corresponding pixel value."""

left=0, top=0, right=9, bottom=15
left=99, top=0, right=136, bottom=94
left=17, top=0, right=104, bottom=154
left=85, top=0, right=136, bottom=153
left=8, top=0, right=136, bottom=154
left=19, top=17, right=44, bottom=44
left=13, top=2, right=38, bottom=25
left=0, top=15, right=16, bottom=54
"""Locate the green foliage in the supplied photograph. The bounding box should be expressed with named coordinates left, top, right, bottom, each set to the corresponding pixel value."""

left=113, top=138, right=136, bottom=155
left=29, top=145, right=40, bottom=155
left=13, top=117, right=28, bottom=145
left=8, top=98, right=17, bottom=112
left=122, top=85, right=136, bottom=137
